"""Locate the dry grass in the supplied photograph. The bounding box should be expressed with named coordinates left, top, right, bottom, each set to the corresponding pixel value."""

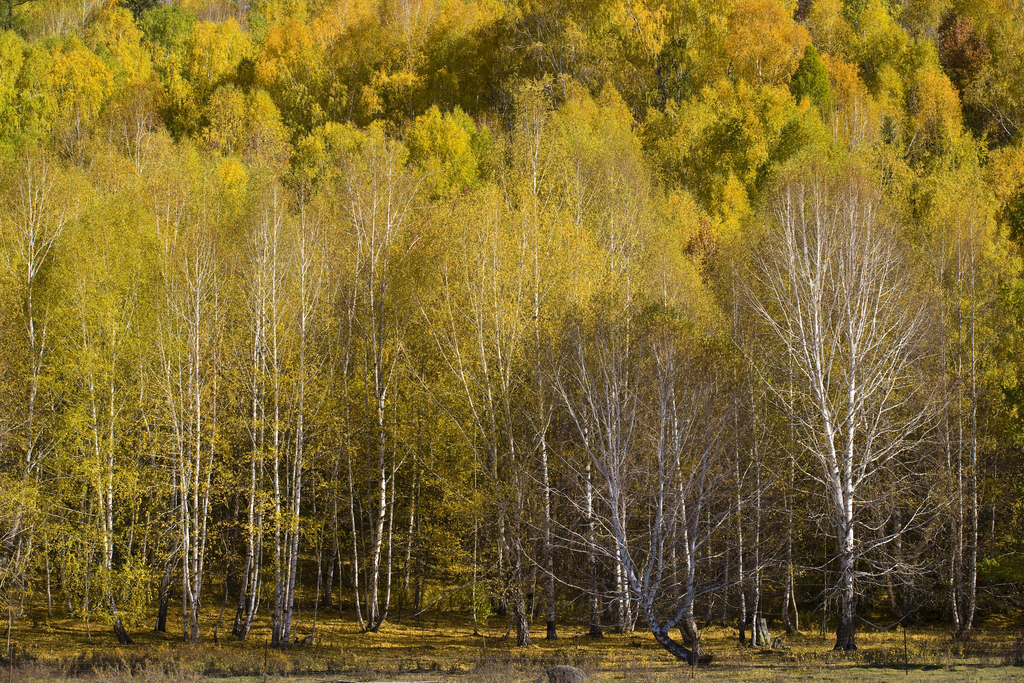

left=3, top=609, right=1023, bottom=682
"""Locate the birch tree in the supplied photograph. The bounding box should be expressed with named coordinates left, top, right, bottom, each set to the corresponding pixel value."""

left=230, top=192, right=278, bottom=640
left=157, top=203, right=221, bottom=645
left=919, top=167, right=1001, bottom=638
left=0, top=151, right=75, bottom=621
left=750, top=160, right=934, bottom=651
left=65, top=204, right=152, bottom=645
left=0, top=151, right=74, bottom=479
left=270, top=197, right=330, bottom=646
left=423, top=186, right=535, bottom=647
left=554, top=293, right=732, bottom=663
left=340, top=125, right=421, bottom=632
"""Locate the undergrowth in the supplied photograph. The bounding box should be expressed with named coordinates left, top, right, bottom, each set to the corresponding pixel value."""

left=2, top=610, right=1023, bottom=681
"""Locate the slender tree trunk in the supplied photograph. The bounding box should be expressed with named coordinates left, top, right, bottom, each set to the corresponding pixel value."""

left=44, top=552, right=52, bottom=621
left=403, top=456, right=418, bottom=613
left=783, top=402, right=796, bottom=633
left=236, top=269, right=266, bottom=640
left=510, top=542, right=531, bottom=646
left=834, top=494, right=857, bottom=651
left=347, top=444, right=365, bottom=631
left=541, top=429, right=556, bottom=639
left=752, top=457, right=762, bottom=647
left=649, top=616, right=700, bottom=664
left=960, top=234, right=980, bottom=636
left=213, top=570, right=229, bottom=645
left=311, top=516, right=323, bottom=643
left=472, top=463, right=480, bottom=635
left=109, top=597, right=133, bottom=645
left=270, top=267, right=286, bottom=646
left=750, top=391, right=763, bottom=648
left=586, top=462, right=602, bottom=637
left=366, top=423, right=389, bottom=631
left=325, top=502, right=338, bottom=611
left=736, top=453, right=747, bottom=645
left=156, top=558, right=172, bottom=632
left=380, top=443, right=397, bottom=627
left=677, top=500, right=702, bottom=656
left=942, top=258, right=963, bottom=636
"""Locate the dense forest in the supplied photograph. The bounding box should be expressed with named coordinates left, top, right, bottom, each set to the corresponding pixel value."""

left=2, top=0, right=1024, bottom=662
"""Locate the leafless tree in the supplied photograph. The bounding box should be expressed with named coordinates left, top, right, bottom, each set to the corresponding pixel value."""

left=749, top=161, right=935, bottom=650
left=553, top=301, right=733, bottom=663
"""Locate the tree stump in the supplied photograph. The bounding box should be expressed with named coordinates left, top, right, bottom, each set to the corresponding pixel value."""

left=754, top=617, right=771, bottom=647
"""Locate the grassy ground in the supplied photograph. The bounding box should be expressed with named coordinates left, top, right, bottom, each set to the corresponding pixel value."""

left=4, top=609, right=1023, bottom=681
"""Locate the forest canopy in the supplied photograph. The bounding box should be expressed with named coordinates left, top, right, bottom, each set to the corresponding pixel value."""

left=1, top=0, right=1024, bottom=661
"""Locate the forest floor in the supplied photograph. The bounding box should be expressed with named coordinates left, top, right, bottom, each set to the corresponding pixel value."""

left=3, top=609, right=1023, bottom=682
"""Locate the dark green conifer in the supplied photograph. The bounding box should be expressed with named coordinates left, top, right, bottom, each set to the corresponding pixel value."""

left=790, top=44, right=831, bottom=110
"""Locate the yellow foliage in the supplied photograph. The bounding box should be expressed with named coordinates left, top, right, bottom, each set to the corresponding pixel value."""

left=407, top=105, right=478, bottom=198
left=383, top=0, right=438, bottom=57
left=649, top=189, right=721, bottom=328
left=205, top=83, right=246, bottom=154
left=986, top=142, right=1024, bottom=203
left=908, top=64, right=962, bottom=159
left=187, top=19, right=251, bottom=96
left=85, top=7, right=152, bottom=85
left=821, top=52, right=880, bottom=149
left=0, top=31, right=25, bottom=146
left=360, top=68, right=422, bottom=122
left=716, top=171, right=750, bottom=247
left=311, top=0, right=376, bottom=46
left=807, top=0, right=911, bottom=101
left=254, top=17, right=325, bottom=132
left=48, top=35, right=114, bottom=131
left=216, top=154, right=249, bottom=208
left=245, top=88, right=290, bottom=163
left=872, top=63, right=904, bottom=116
left=206, top=85, right=290, bottom=164
left=256, top=18, right=316, bottom=83
left=293, top=120, right=365, bottom=186
left=726, top=0, right=809, bottom=87
left=807, top=0, right=852, bottom=57
left=433, top=0, right=503, bottom=37
left=613, top=0, right=670, bottom=59
left=254, top=0, right=309, bottom=25
left=655, top=78, right=798, bottom=210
